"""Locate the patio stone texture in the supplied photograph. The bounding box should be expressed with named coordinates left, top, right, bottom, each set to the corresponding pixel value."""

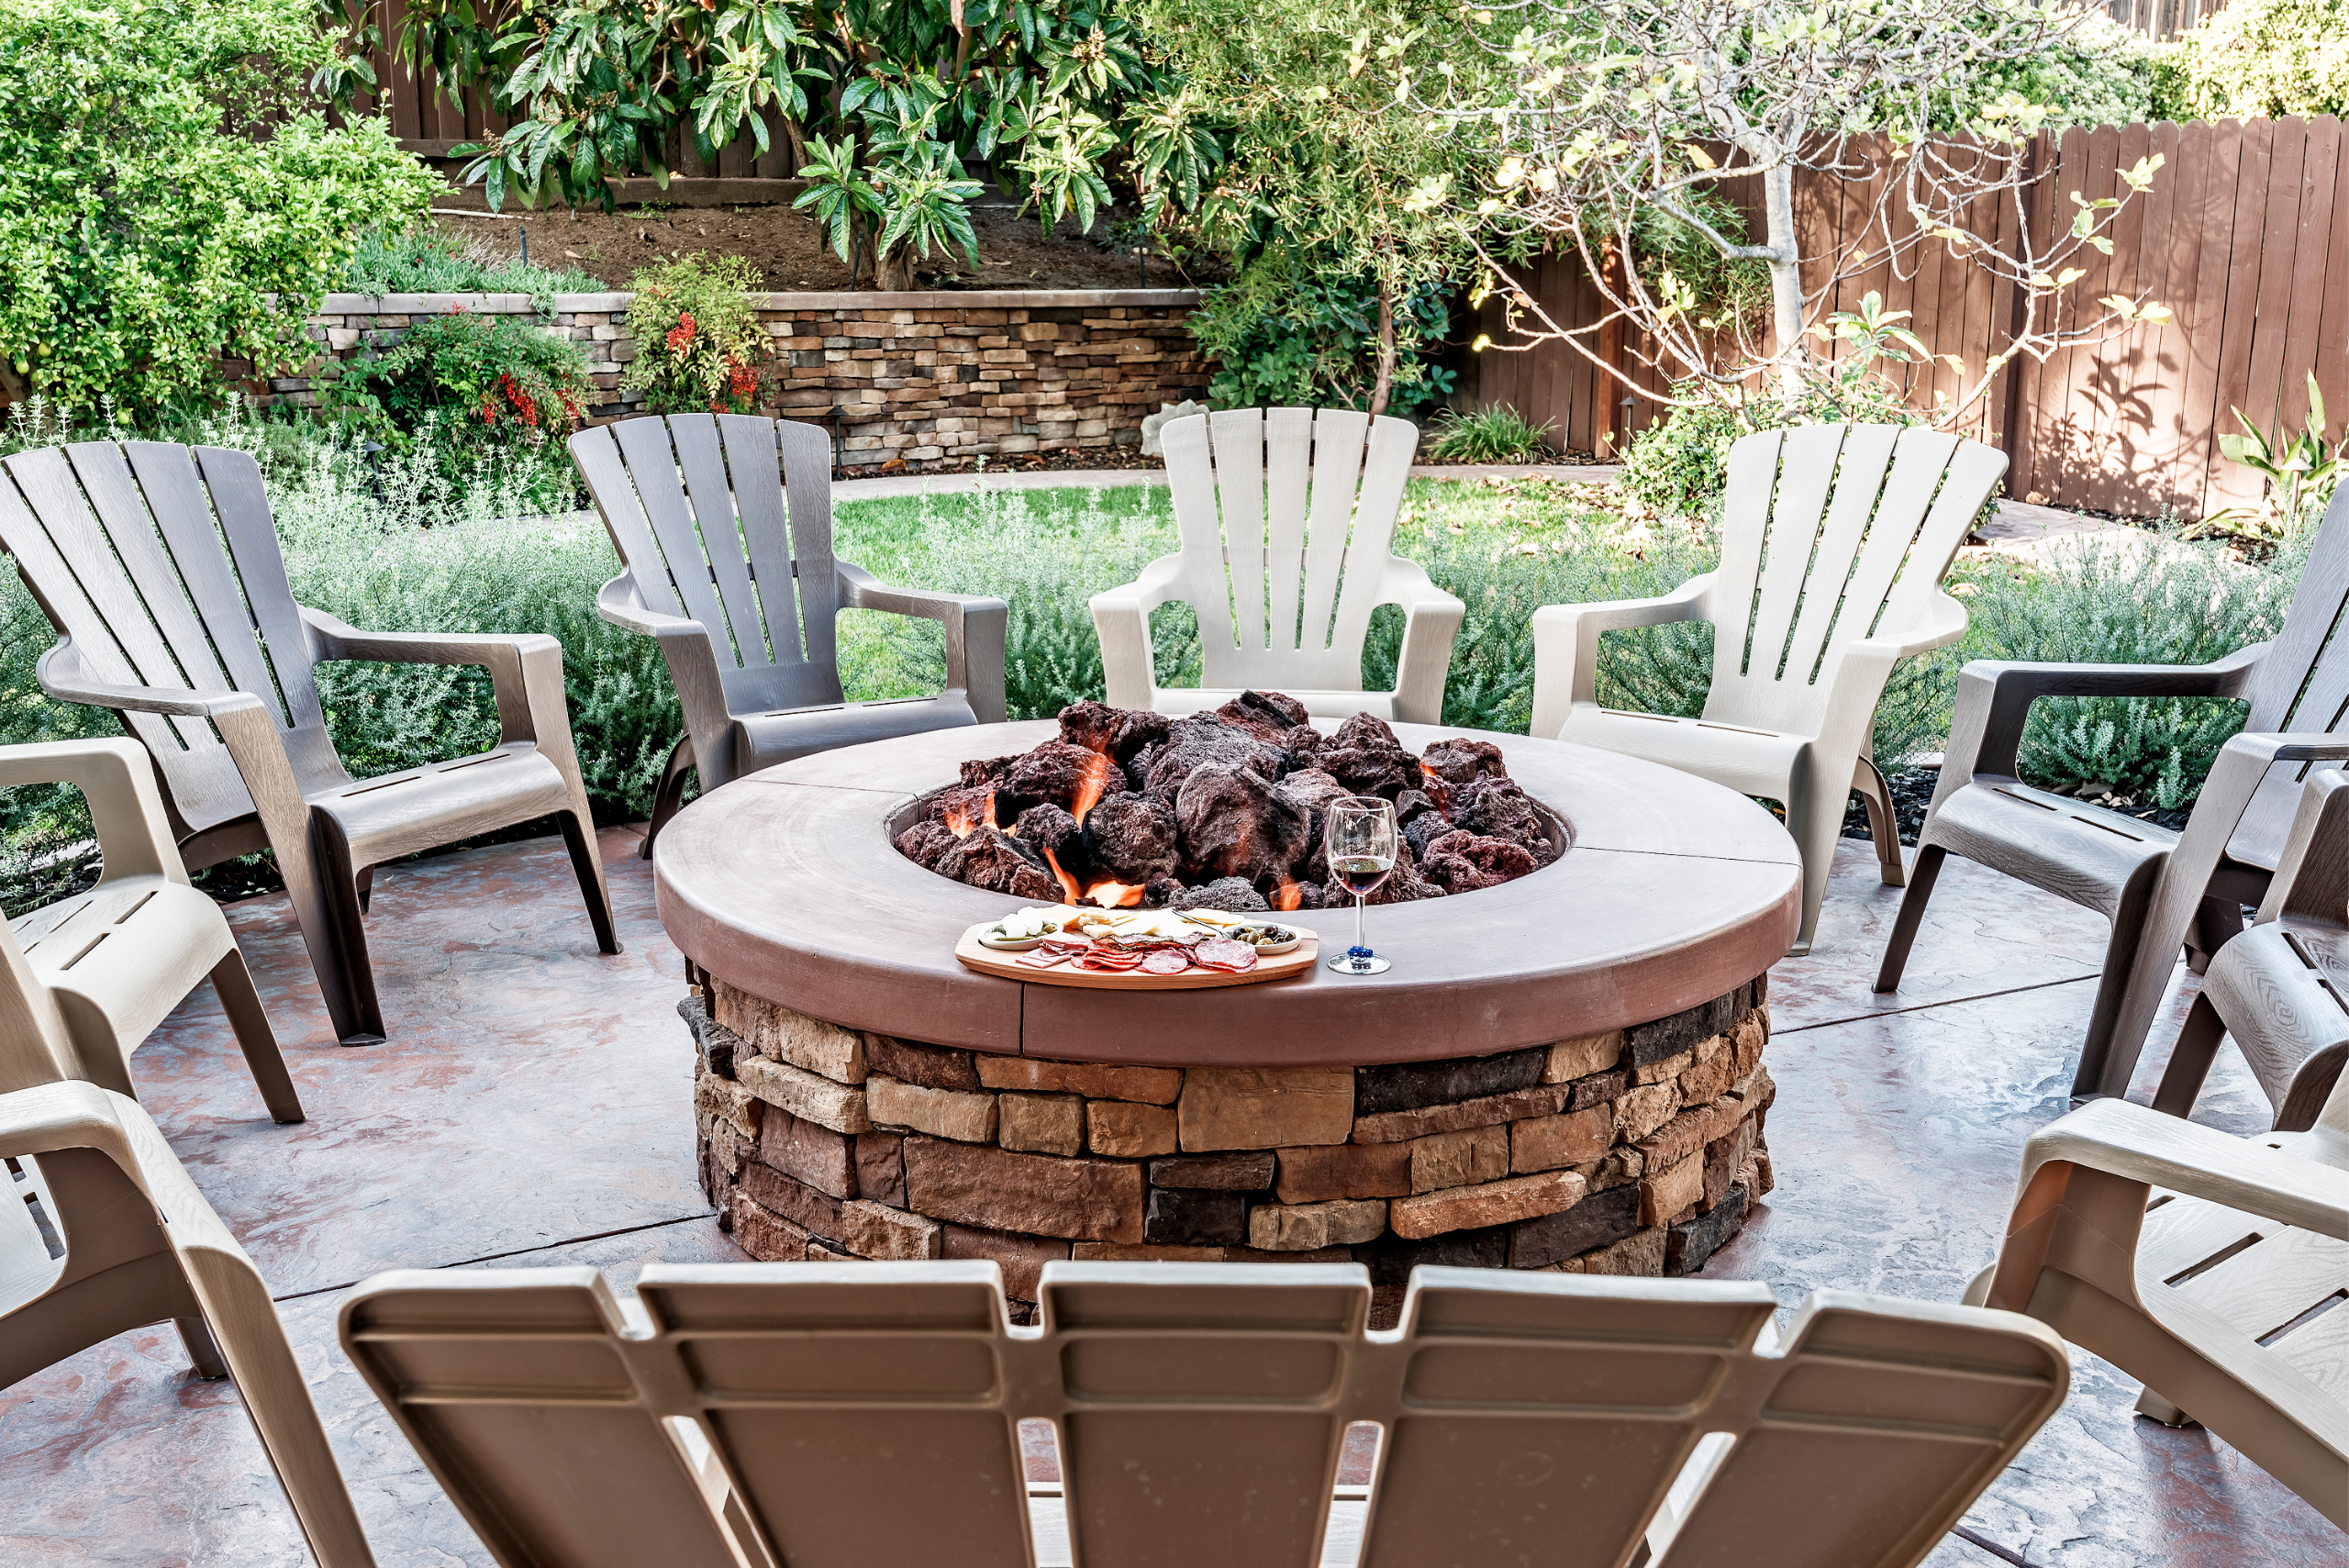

left=228, top=289, right=1209, bottom=470
left=688, top=973, right=1774, bottom=1319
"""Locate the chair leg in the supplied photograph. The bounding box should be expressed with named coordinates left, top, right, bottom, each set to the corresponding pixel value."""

left=1787, top=773, right=1843, bottom=957
left=559, top=808, right=624, bottom=955
left=2076, top=860, right=2170, bottom=1102
left=1873, top=844, right=1948, bottom=994
left=176, top=1315, right=228, bottom=1380
left=640, top=734, right=695, bottom=862
left=2149, top=992, right=2230, bottom=1120
left=2184, top=895, right=2244, bottom=975
left=209, top=950, right=306, bottom=1121
left=306, top=824, right=387, bottom=1046
left=1852, top=758, right=1906, bottom=887
left=354, top=864, right=373, bottom=915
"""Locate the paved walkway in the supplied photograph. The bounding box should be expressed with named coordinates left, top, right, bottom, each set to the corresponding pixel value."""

left=1, top=827, right=2339, bottom=1565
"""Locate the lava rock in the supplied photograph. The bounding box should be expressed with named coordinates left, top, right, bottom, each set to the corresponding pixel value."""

left=1366, top=849, right=1447, bottom=906
left=927, top=783, right=1000, bottom=834
left=1320, top=712, right=1423, bottom=799
left=1139, top=716, right=1288, bottom=798
left=1418, top=828, right=1539, bottom=895
left=1212, top=689, right=1311, bottom=743
left=1142, top=874, right=1186, bottom=908
left=959, top=755, right=1022, bottom=790
left=1004, top=740, right=1117, bottom=814
left=1280, top=725, right=1325, bottom=768
left=1169, top=876, right=1271, bottom=913
left=893, top=819, right=959, bottom=871
left=1449, top=774, right=1558, bottom=865
left=1290, top=879, right=1328, bottom=909
left=1419, top=738, right=1509, bottom=787
left=1274, top=766, right=1352, bottom=820
left=1014, top=803, right=1083, bottom=861
left=1085, top=791, right=1182, bottom=884
left=936, top=827, right=1060, bottom=901
left=1177, top=762, right=1311, bottom=884
left=1057, top=701, right=1168, bottom=763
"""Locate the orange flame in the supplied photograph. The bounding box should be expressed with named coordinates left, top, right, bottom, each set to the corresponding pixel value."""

left=1042, top=845, right=1083, bottom=906
left=1070, top=751, right=1113, bottom=828
left=1273, top=879, right=1302, bottom=912
left=1084, top=879, right=1144, bottom=908
left=944, top=786, right=996, bottom=840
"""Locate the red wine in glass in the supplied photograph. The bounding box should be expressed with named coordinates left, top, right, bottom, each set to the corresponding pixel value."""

left=1325, top=796, right=1397, bottom=974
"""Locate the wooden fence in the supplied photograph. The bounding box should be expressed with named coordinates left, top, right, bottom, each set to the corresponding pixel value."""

left=1470, top=117, right=2349, bottom=522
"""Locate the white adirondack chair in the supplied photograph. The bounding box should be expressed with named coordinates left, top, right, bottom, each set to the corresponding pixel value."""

left=1092, top=407, right=1464, bottom=725
left=1529, top=424, right=2009, bottom=954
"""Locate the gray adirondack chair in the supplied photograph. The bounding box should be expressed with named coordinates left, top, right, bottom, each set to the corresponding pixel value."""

left=2154, top=767, right=2349, bottom=1130
left=0, top=442, right=619, bottom=1047
left=570, top=414, right=1007, bottom=857
left=1876, top=493, right=2349, bottom=1101
left=340, top=1261, right=2068, bottom=1568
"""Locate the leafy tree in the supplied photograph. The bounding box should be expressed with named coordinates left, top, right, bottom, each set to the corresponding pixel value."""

left=2157, top=0, right=2349, bottom=120
left=0, top=0, right=437, bottom=420
left=1401, top=0, right=2167, bottom=417
left=351, top=0, right=1219, bottom=290
left=1148, top=0, right=1488, bottom=416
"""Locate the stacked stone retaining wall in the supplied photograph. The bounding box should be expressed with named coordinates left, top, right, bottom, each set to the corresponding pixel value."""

left=685, top=976, right=1776, bottom=1326
left=232, top=289, right=1208, bottom=469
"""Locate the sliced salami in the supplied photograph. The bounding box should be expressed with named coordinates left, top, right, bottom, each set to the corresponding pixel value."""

left=1140, top=948, right=1193, bottom=975
left=1192, top=938, right=1259, bottom=972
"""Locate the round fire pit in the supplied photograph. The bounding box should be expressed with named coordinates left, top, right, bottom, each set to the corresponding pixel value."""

left=659, top=720, right=1799, bottom=1321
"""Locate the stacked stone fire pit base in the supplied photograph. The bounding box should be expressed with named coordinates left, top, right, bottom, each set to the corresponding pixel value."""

left=686, top=977, right=1774, bottom=1325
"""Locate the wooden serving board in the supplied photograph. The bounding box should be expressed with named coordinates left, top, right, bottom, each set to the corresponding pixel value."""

left=953, top=922, right=1320, bottom=989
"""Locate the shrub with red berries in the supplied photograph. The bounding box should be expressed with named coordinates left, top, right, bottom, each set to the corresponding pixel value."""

left=623, top=255, right=768, bottom=416
left=319, top=305, right=594, bottom=479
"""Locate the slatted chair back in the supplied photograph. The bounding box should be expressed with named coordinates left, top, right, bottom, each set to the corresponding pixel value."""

left=1160, top=407, right=1419, bottom=693
left=0, top=443, right=347, bottom=838
left=340, top=1262, right=2068, bottom=1568
left=570, top=415, right=845, bottom=717
left=2212, top=494, right=2349, bottom=870
left=1708, top=426, right=2004, bottom=742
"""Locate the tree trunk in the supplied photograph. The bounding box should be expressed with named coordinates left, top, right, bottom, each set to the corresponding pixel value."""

left=1761, top=161, right=1806, bottom=401
left=1368, top=281, right=1397, bottom=418
left=872, top=238, right=917, bottom=292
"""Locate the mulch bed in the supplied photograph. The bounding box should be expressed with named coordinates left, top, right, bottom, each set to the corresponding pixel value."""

left=1837, top=765, right=2193, bottom=848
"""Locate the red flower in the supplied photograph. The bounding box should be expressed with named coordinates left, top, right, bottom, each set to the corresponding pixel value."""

left=666, top=312, right=697, bottom=352
left=725, top=356, right=758, bottom=397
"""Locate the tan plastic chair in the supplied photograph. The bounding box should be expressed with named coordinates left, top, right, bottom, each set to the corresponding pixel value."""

left=341, top=1260, right=2068, bottom=1568
left=0, top=441, right=620, bottom=1046
left=1091, top=407, right=1465, bottom=725
left=1877, top=487, right=2349, bottom=1098
left=1979, top=1077, right=2349, bottom=1529
left=1529, top=425, right=2008, bottom=954
left=2, top=738, right=300, bottom=1123
left=3, top=1084, right=372, bottom=1562
left=2154, top=769, right=2349, bottom=1129
left=571, top=414, right=1008, bottom=857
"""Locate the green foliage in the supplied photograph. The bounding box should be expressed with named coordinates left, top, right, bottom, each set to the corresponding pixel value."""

left=1629, top=194, right=1771, bottom=329
left=362, top=0, right=1188, bottom=264
left=1191, top=248, right=1456, bottom=418
left=2157, top=0, right=2349, bottom=119
left=344, top=227, right=606, bottom=306
left=1423, top=404, right=1553, bottom=464
left=320, top=308, right=592, bottom=502
left=793, top=135, right=886, bottom=264
left=0, top=0, right=438, bottom=421
left=621, top=256, right=771, bottom=416
left=1947, top=13, right=2168, bottom=130
left=2200, top=373, right=2343, bottom=543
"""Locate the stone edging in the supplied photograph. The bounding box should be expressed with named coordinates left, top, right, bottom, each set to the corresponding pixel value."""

left=310, top=288, right=1202, bottom=316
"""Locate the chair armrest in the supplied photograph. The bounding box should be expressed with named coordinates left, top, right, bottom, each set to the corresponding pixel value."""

left=0, top=738, right=184, bottom=884
left=1527, top=574, right=1714, bottom=740
left=836, top=561, right=1009, bottom=726
left=2016, top=1098, right=2349, bottom=1241
left=595, top=569, right=705, bottom=639
left=1934, top=643, right=2268, bottom=801
left=37, top=639, right=259, bottom=721
left=1376, top=557, right=1465, bottom=726
left=1090, top=554, right=1189, bottom=713
left=299, top=606, right=574, bottom=756
left=2259, top=770, right=2349, bottom=924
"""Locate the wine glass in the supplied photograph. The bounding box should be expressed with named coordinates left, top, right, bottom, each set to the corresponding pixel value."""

left=1324, top=795, right=1397, bottom=975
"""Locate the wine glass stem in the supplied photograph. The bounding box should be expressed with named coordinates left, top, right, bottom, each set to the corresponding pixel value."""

left=1354, top=893, right=1366, bottom=954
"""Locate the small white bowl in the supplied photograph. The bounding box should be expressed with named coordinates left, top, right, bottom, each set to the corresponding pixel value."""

left=976, top=929, right=1047, bottom=951
left=1251, top=928, right=1302, bottom=955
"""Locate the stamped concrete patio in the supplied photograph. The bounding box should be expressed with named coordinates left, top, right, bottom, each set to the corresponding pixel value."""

left=1, top=822, right=2341, bottom=1567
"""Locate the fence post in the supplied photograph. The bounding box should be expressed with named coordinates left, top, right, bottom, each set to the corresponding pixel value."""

left=1997, top=131, right=2046, bottom=477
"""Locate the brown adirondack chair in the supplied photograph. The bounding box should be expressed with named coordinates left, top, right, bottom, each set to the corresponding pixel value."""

left=340, top=1261, right=2069, bottom=1568
left=570, top=414, right=1007, bottom=857
left=0, top=442, right=619, bottom=1047
left=1876, top=497, right=2349, bottom=1101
